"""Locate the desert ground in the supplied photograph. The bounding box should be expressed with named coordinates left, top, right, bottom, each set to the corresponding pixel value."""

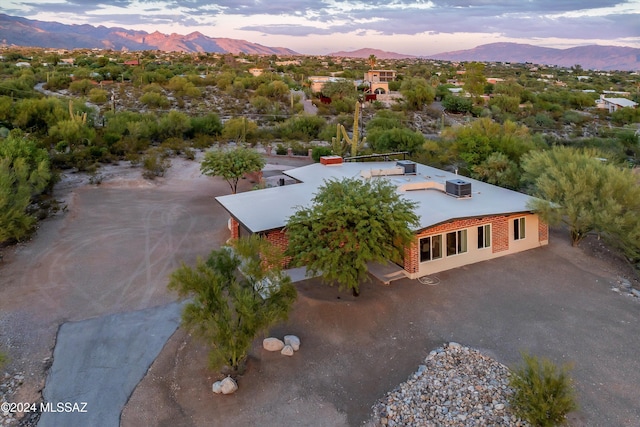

left=1, top=153, right=639, bottom=427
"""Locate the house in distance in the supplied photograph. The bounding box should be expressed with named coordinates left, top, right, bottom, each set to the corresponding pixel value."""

left=216, top=157, right=548, bottom=279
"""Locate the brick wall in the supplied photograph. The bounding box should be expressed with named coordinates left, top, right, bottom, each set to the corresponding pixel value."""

left=538, top=220, right=549, bottom=243
left=229, top=217, right=239, bottom=240
left=404, top=215, right=510, bottom=272
left=264, top=229, right=292, bottom=267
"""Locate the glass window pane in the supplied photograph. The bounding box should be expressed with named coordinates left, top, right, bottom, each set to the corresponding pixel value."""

left=446, top=232, right=456, bottom=256
left=484, top=225, right=491, bottom=247
left=420, top=237, right=431, bottom=262
left=458, top=230, right=467, bottom=253
left=432, top=235, right=442, bottom=259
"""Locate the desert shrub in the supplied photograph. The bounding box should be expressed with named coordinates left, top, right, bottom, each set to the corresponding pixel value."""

left=312, top=146, right=332, bottom=162
left=442, top=95, right=472, bottom=113
left=142, top=148, right=170, bottom=179
left=275, top=144, right=287, bottom=155
left=88, top=88, right=109, bottom=104
left=509, top=352, right=577, bottom=427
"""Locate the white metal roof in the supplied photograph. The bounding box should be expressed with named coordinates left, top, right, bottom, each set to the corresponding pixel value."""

left=216, top=161, right=536, bottom=233
left=602, top=97, right=638, bottom=108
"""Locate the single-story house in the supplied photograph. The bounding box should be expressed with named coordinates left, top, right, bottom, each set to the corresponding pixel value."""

left=596, top=95, right=638, bottom=112
left=216, top=158, right=548, bottom=279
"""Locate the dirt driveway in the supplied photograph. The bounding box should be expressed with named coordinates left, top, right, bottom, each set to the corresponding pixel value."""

left=1, top=154, right=639, bottom=427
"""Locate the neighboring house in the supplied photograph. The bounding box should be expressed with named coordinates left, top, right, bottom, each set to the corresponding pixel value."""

left=216, top=158, right=549, bottom=279
left=364, top=69, right=396, bottom=94
left=307, top=75, right=347, bottom=94
left=596, top=95, right=638, bottom=112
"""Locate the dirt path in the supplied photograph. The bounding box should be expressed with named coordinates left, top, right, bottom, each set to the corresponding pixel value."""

left=0, top=156, right=233, bottom=413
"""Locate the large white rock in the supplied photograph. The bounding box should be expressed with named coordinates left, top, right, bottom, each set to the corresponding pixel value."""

left=263, top=337, right=285, bottom=352
left=212, top=381, right=223, bottom=394
left=281, top=345, right=294, bottom=356
left=284, top=335, right=300, bottom=351
left=220, top=377, right=238, bottom=395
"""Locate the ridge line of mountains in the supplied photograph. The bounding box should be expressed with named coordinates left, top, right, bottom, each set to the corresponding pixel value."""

left=1, top=13, right=639, bottom=71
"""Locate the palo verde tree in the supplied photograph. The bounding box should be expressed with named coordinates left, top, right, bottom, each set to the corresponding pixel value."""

left=521, top=146, right=640, bottom=255
left=168, top=236, right=297, bottom=374
left=286, top=177, right=419, bottom=296
left=200, top=147, right=265, bottom=194
left=0, top=132, right=51, bottom=243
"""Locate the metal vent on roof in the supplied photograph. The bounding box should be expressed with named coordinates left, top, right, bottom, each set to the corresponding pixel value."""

left=396, top=160, right=417, bottom=174
left=445, top=179, right=472, bottom=198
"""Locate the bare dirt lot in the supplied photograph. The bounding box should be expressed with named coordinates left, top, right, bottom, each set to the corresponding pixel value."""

left=1, top=154, right=639, bottom=427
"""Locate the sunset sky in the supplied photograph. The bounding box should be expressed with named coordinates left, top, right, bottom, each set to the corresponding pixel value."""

left=2, top=0, right=639, bottom=54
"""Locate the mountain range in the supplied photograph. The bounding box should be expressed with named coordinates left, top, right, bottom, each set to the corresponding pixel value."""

left=0, top=14, right=297, bottom=56
left=1, top=14, right=639, bottom=71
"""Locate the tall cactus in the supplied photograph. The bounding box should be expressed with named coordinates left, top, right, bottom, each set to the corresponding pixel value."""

left=69, top=100, right=87, bottom=124
left=331, top=101, right=366, bottom=157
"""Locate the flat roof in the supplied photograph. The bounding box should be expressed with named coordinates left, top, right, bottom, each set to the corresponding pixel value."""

left=216, top=161, right=536, bottom=234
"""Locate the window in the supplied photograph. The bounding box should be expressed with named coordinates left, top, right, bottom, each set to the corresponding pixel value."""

left=478, top=224, right=491, bottom=249
left=419, top=235, right=442, bottom=262
left=514, top=217, right=526, bottom=240
left=446, top=230, right=467, bottom=256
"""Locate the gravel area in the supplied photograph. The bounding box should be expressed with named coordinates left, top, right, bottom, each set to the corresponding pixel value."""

left=371, top=343, right=531, bottom=427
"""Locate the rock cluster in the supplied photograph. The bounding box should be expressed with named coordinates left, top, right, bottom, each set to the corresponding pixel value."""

left=0, top=371, right=28, bottom=427
left=611, top=277, right=640, bottom=300
left=212, top=377, right=238, bottom=395
left=263, top=335, right=300, bottom=357
left=371, top=343, right=530, bottom=427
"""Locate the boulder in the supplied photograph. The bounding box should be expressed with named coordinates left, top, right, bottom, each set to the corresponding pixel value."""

left=212, top=381, right=223, bottom=394
left=263, top=337, right=285, bottom=351
left=281, top=345, right=294, bottom=356
left=220, top=377, right=238, bottom=395
left=284, top=335, right=301, bottom=351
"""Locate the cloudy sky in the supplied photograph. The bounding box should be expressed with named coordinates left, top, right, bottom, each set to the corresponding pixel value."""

left=2, top=0, right=640, bottom=54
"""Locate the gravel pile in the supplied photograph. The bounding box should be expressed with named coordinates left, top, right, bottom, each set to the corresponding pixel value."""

left=371, top=343, right=530, bottom=426
left=1, top=371, right=23, bottom=427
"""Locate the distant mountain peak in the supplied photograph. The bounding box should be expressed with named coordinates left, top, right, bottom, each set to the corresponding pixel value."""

left=328, top=48, right=416, bottom=59
left=0, top=13, right=298, bottom=56
left=429, top=43, right=640, bottom=71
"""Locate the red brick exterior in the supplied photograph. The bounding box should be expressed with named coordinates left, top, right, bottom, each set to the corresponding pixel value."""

left=229, top=217, right=239, bottom=239
left=404, top=215, right=511, bottom=273
left=320, top=156, right=344, bottom=165
left=228, top=213, right=544, bottom=275
left=263, top=229, right=292, bottom=268
left=538, top=220, right=549, bottom=242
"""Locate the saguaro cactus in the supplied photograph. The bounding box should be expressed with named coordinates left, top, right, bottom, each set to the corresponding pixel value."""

left=331, top=101, right=366, bottom=157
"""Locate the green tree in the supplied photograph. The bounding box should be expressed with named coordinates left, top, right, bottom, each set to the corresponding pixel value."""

left=168, top=236, right=297, bottom=373
left=286, top=178, right=419, bottom=296
left=367, top=127, right=425, bottom=154
left=463, top=62, right=487, bottom=103
left=321, top=79, right=356, bottom=99
left=158, top=110, right=192, bottom=138
left=200, top=147, right=265, bottom=194
left=0, top=133, right=51, bottom=243
left=221, top=117, right=258, bottom=144
left=471, top=152, right=520, bottom=189
left=400, top=77, right=435, bottom=110
left=441, top=95, right=472, bottom=114
left=521, top=146, right=640, bottom=249
left=190, top=113, right=223, bottom=136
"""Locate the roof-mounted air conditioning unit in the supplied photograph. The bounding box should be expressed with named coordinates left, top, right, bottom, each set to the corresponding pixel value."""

left=396, top=160, right=417, bottom=175
left=446, top=179, right=472, bottom=198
